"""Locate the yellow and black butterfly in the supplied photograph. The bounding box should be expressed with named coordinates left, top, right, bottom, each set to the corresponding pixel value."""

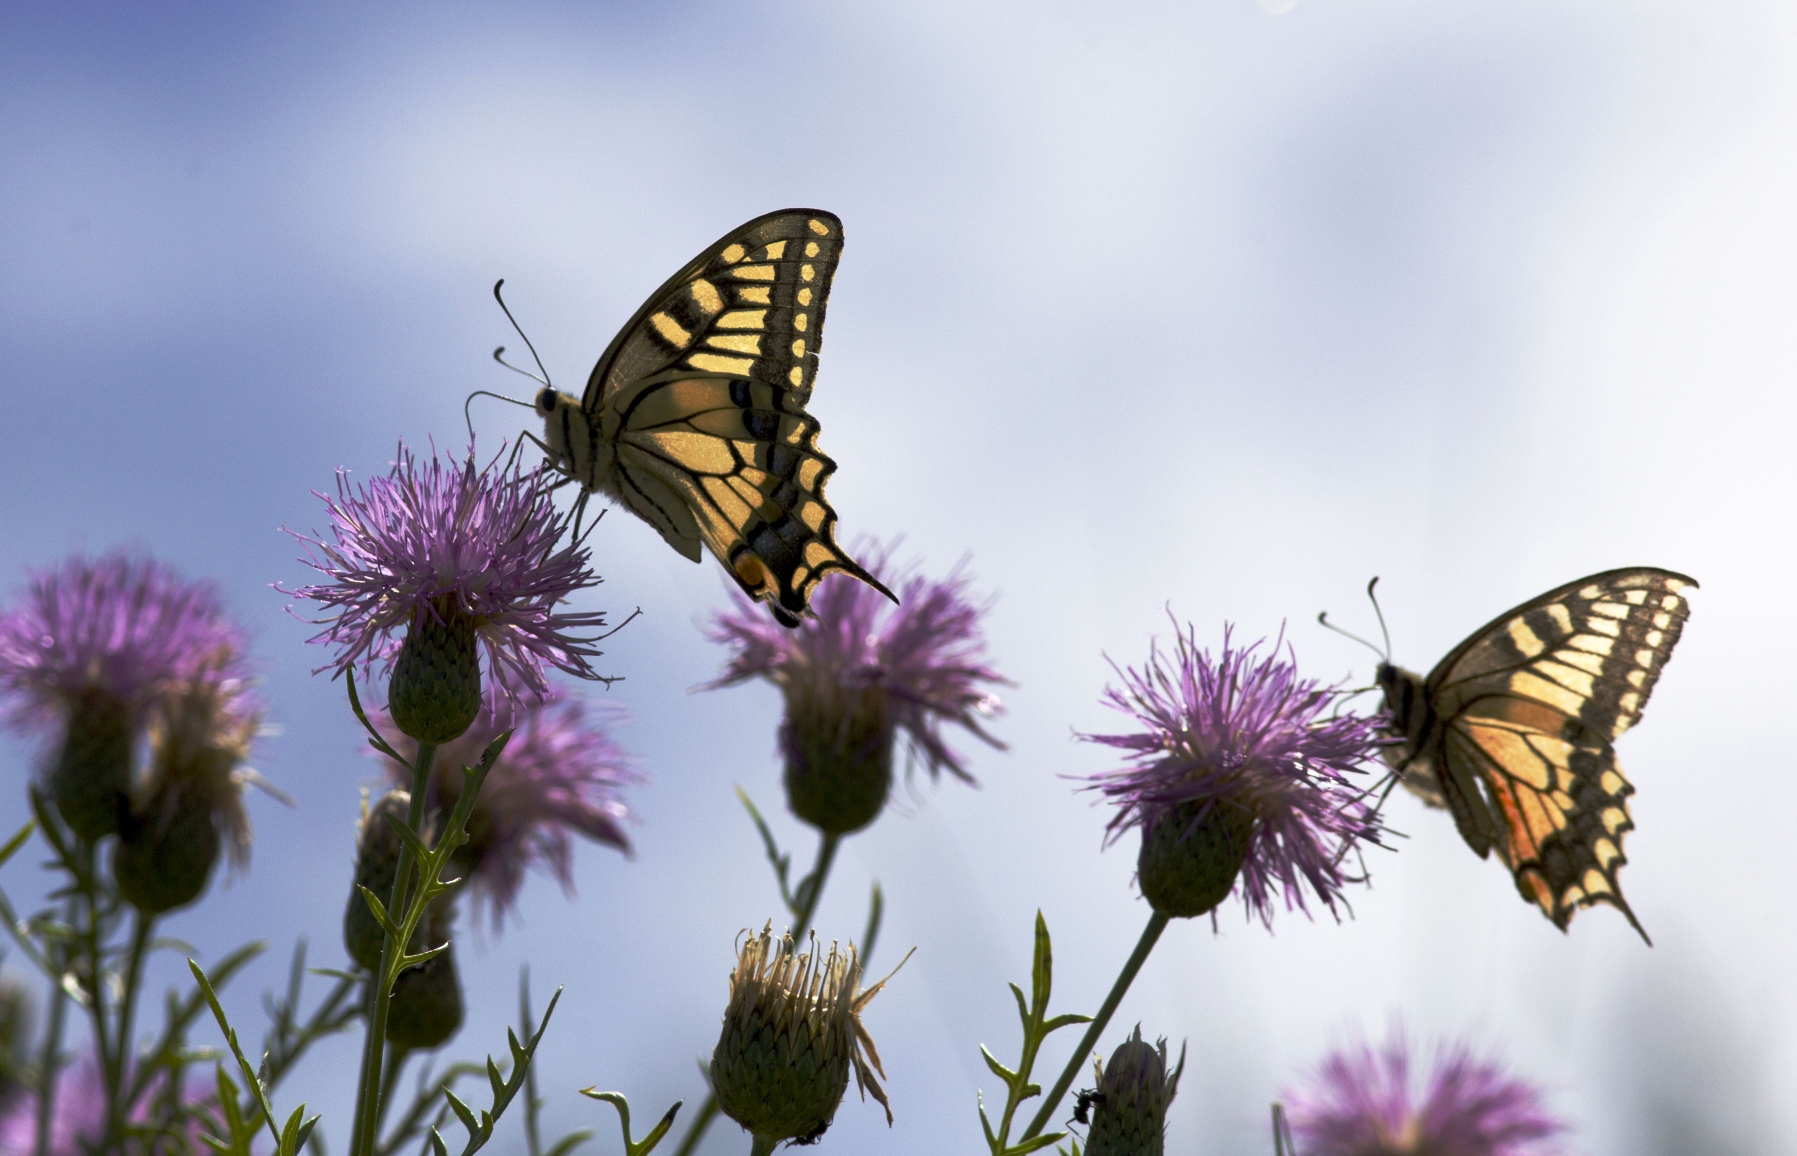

left=525, top=209, right=894, bottom=627
left=1372, top=568, right=1696, bottom=941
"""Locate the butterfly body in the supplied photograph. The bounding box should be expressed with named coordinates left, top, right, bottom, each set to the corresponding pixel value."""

left=534, top=209, right=893, bottom=627
left=1379, top=567, right=1696, bottom=939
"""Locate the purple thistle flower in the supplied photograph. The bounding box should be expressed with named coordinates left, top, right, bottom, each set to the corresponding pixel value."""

left=374, top=689, right=638, bottom=929
left=0, top=552, right=244, bottom=735
left=1081, top=619, right=1385, bottom=926
left=0, top=1054, right=208, bottom=1156
left=1285, top=1029, right=1568, bottom=1156
left=705, top=542, right=1006, bottom=834
left=285, top=441, right=614, bottom=713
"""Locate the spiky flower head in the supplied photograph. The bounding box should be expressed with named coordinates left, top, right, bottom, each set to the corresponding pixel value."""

left=0, top=552, right=247, bottom=840
left=1081, top=620, right=1385, bottom=925
left=707, top=544, right=1006, bottom=835
left=1285, top=1029, right=1567, bottom=1156
left=373, top=689, right=636, bottom=929
left=114, top=650, right=265, bottom=914
left=344, top=788, right=419, bottom=970
left=386, top=895, right=465, bottom=1051
left=0, top=1053, right=206, bottom=1155
left=710, top=923, right=898, bottom=1146
left=286, top=441, right=614, bottom=741
left=1082, top=1026, right=1185, bottom=1156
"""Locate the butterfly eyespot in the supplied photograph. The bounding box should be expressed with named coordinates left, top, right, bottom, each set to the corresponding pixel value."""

left=733, top=553, right=769, bottom=591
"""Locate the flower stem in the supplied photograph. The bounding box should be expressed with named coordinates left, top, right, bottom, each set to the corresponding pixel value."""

left=749, top=1136, right=779, bottom=1156
left=348, top=739, right=436, bottom=1156
left=102, top=910, right=155, bottom=1149
left=34, top=908, right=69, bottom=1156
left=1019, top=909, right=1171, bottom=1142
left=670, top=830, right=842, bottom=1156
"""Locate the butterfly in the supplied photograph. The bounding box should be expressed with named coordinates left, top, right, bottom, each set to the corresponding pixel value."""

left=528, top=209, right=893, bottom=627
left=1373, top=567, right=1696, bottom=941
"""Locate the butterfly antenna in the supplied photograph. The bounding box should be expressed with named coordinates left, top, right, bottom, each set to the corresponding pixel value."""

left=491, top=278, right=554, bottom=389
left=1367, top=576, right=1393, bottom=661
left=463, top=390, right=534, bottom=442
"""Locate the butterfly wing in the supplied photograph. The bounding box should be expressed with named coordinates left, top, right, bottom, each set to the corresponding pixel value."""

left=585, top=210, right=892, bottom=625
left=1421, top=567, right=1696, bottom=936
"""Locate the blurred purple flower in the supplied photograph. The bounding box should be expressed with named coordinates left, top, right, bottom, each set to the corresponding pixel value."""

left=0, top=1054, right=207, bottom=1155
left=706, top=543, right=1006, bottom=784
left=1081, top=620, right=1385, bottom=926
left=0, top=551, right=245, bottom=735
left=376, top=689, right=638, bottom=928
left=1286, top=1029, right=1568, bottom=1156
left=285, top=441, right=614, bottom=709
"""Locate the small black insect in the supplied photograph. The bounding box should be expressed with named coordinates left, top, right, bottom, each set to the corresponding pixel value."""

left=791, top=1119, right=830, bottom=1146
left=1072, top=1089, right=1107, bottom=1126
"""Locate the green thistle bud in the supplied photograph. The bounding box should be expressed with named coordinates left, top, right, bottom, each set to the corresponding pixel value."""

left=782, top=683, right=894, bottom=836
left=113, top=665, right=259, bottom=915
left=388, top=599, right=481, bottom=744
left=0, top=978, right=31, bottom=1104
left=50, top=688, right=133, bottom=841
left=114, top=788, right=220, bottom=915
left=1136, top=798, right=1255, bottom=919
left=387, top=897, right=464, bottom=1050
left=344, top=789, right=417, bottom=971
left=710, top=924, right=898, bottom=1147
left=1084, top=1026, right=1183, bottom=1156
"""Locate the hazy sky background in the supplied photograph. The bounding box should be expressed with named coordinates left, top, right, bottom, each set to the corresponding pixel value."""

left=2, top=2, right=1793, bottom=1153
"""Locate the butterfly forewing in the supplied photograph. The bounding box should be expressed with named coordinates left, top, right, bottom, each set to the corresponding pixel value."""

left=584, top=211, right=842, bottom=410
left=1397, top=567, right=1695, bottom=939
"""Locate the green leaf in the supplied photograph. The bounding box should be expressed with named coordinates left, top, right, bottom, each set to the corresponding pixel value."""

left=378, top=811, right=435, bottom=869
left=356, top=885, right=400, bottom=938
left=735, top=786, right=795, bottom=910
left=1004, top=1131, right=1069, bottom=1156
left=0, top=819, right=34, bottom=868
left=1030, top=911, right=1052, bottom=1014
left=444, top=1088, right=479, bottom=1134
left=980, top=1045, right=1018, bottom=1086
left=1008, top=983, right=1030, bottom=1028
left=860, top=882, right=884, bottom=963
left=1042, top=1014, right=1093, bottom=1034
left=543, top=1131, right=594, bottom=1156
left=189, top=959, right=283, bottom=1152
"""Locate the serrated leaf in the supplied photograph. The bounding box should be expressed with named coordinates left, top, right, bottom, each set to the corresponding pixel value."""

left=980, top=1045, right=1018, bottom=1085
left=1005, top=1131, right=1069, bottom=1155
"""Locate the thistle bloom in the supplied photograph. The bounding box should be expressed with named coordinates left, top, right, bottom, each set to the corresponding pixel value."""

left=1285, top=1030, right=1567, bottom=1156
left=706, top=544, right=1006, bottom=835
left=0, top=1054, right=206, bottom=1155
left=1081, top=621, right=1385, bottom=925
left=286, top=441, right=614, bottom=740
left=710, top=924, right=898, bottom=1148
left=374, top=690, right=637, bottom=928
left=0, top=552, right=248, bottom=840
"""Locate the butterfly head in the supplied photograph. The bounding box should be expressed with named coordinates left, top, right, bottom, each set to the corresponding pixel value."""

left=534, top=387, right=612, bottom=487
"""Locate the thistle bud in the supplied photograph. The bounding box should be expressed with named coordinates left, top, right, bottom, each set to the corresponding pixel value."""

left=388, top=599, right=481, bottom=744
left=50, top=688, right=133, bottom=841
left=386, top=897, right=464, bottom=1050
left=0, top=978, right=31, bottom=1106
left=1136, top=798, right=1255, bottom=919
left=113, top=664, right=259, bottom=915
left=1084, top=1026, right=1183, bottom=1156
left=782, top=683, right=894, bottom=836
left=710, top=924, right=896, bottom=1147
left=345, top=789, right=416, bottom=971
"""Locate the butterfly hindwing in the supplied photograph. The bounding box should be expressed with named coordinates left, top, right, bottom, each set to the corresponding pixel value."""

left=1386, top=567, right=1695, bottom=938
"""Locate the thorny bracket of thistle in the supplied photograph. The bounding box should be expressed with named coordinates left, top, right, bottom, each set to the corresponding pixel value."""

left=978, top=912, right=1090, bottom=1156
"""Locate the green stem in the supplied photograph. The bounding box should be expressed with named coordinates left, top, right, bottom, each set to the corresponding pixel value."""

left=374, top=1044, right=412, bottom=1138
left=34, top=912, right=69, bottom=1156
left=670, top=830, right=841, bottom=1156
left=1019, top=910, right=1171, bottom=1142
left=103, top=910, right=155, bottom=1149
left=74, top=842, right=114, bottom=1116
left=748, top=1135, right=778, bottom=1156
left=348, top=739, right=436, bottom=1156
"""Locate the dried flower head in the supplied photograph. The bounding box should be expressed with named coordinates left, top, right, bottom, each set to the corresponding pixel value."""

left=1082, top=1026, right=1185, bottom=1156
left=0, top=551, right=248, bottom=840
left=1081, top=620, right=1385, bottom=925
left=286, top=441, right=615, bottom=737
left=114, top=650, right=265, bottom=914
left=374, top=690, right=637, bottom=929
left=1286, top=1029, right=1568, bottom=1156
left=707, top=543, right=1006, bottom=834
left=710, top=924, right=900, bottom=1146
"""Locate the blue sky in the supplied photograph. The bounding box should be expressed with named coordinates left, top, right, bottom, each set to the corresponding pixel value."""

left=2, top=2, right=1793, bottom=1153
